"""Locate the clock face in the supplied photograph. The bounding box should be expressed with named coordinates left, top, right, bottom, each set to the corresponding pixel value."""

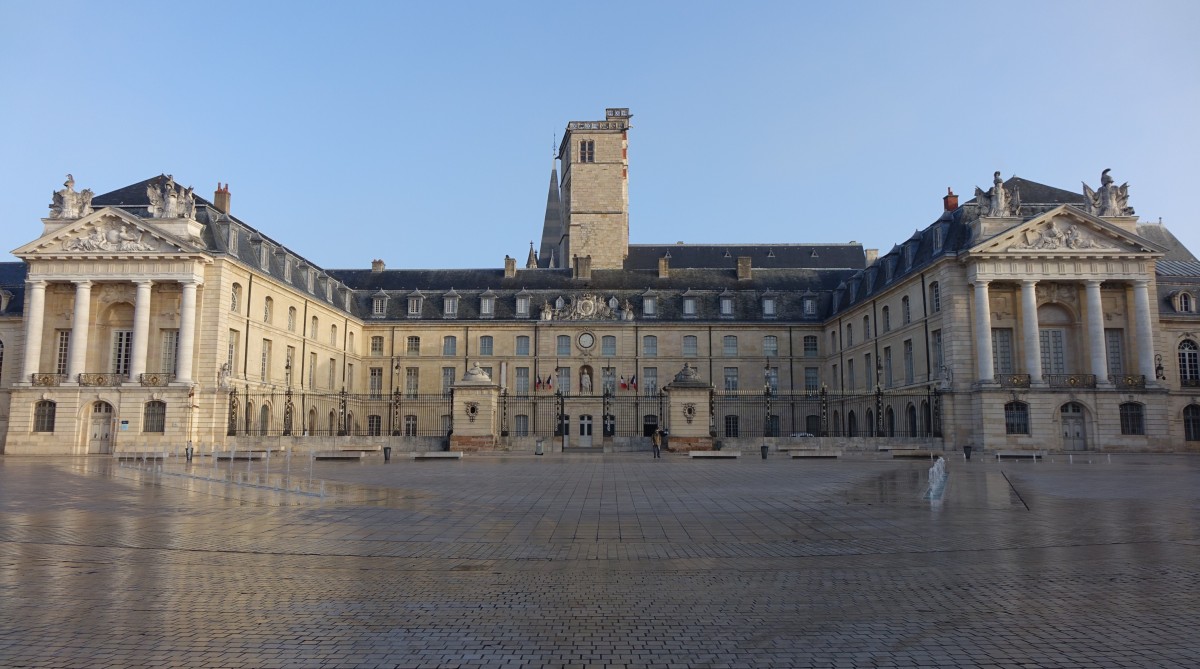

left=578, top=332, right=595, bottom=350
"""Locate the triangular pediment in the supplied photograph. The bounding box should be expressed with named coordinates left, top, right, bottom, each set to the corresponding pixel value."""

left=969, top=205, right=1164, bottom=256
left=13, top=207, right=203, bottom=258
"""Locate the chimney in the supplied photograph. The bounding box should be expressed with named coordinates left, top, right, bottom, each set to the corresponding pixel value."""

left=943, top=187, right=958, bottom=211
left=658, top=255, right=670, bottom=279
left=573, top=255, right=592, bottom=280
left=736, top=256, right=752, bottom=281
left=371, top=259, right=385, bottom=273
left=865, top=248, right=879, bottom=265
left=504, top=255, right=516, bottom=278
left=213, top=183, right=231, bottom=214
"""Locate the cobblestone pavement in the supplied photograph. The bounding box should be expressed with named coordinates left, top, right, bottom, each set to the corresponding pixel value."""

left=1, top=450, right=1198, bottom=668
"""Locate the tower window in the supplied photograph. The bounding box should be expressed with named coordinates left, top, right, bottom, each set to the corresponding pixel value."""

left=579, top=140, right=595, bottom=163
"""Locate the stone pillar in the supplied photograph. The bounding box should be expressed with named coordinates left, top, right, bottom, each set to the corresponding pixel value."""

left=972, top=279, right=995, bottom=384
left=1132, top=280, right=1156, bottom=383
left=129, top=280, right=154, bottom=382
left=65, top=280, right=92, bottom=383
left=1020, top=279, right=1043, bottom=385
left=20, top=280, right=47, bottom=382
left=1084, top=280, right=1111, bottom=387
left=449, top=364, right=501, bottom=451
left=176, top=280, right=199, bottom=384
left=664, top=365, right=714, bottom=451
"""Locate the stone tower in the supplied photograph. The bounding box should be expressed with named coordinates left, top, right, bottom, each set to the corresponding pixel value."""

left=556, top=107, right=631, bottom=269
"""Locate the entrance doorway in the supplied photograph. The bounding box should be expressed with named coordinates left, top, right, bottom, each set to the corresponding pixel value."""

left=578, top=415, right=593, bottom=447
left=1061, top=402, right=1088, bottom=451
left=88, top=401, right=114, bottom=454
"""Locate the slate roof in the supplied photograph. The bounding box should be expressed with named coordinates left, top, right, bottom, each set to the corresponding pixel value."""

left=624, top=244, right=866, bottom=271
left=963, top=177, right=1085, bottom=207
left=0, top=262, right=28, bottom=315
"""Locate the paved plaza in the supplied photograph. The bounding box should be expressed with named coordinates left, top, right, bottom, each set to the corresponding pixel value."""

left=1, top=449, right=1198, bottom=669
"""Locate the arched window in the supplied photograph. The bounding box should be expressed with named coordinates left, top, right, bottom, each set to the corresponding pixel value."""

left=479, top=336, right=494, bottom=356
left=347, top=332, right=355, bottom=354
left=1185, top=405, right=1200, bottom=441
left=845, top=324, right=854, bottom=347
left=901, top=296, right=911, bottom=324
left=906, top=404, right=918, bottom=437
left=929, top=282, right=941, bottom=313
left=443, top=336, right=457, bottom=356
left=885, top=407, right=895, bottom=437
left=259, top=404, right=270, bottom=435
left=862, top=315, right=870, bottom=339
left=33, top=400, right=56, bottom=433
left=1180, top=339, right=1200, bottom=384
left=723, top=335, right=738, bottom=356
left=263, top=296, right=273, bottom=323
left=230, top=283, right=242, bottom=312
left=1004, top=401, right=1029, bottom=434
left=763, top=335, right=778, bottom=357
left=1179, top=292, right=1194, bottom=313
left=310, top=316, right=319, bottom=339
left=643, top=335, right=657, bottom=356
left=1119, top=402, right=1145, bottom=435
left=143, top=401, right=166, bottom=433
left=287, top=307, right=297, bottom=332
left=882, top=306, right=891, bottom=332
left=0, top=339, right=5, bottom=381
left=330, top=324, right=338, bottom=346
left=847, top=411, right=857, bottom=437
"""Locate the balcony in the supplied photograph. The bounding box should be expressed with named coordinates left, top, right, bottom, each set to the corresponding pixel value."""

left=1182, top=378, right=1200, bottom=388
left=997, top=374, right=1031, bottom=388
left=79, top=373, right=124, bottom=387
left=1109, top=374, right=1146, bottom=390
left=139, top=372, right=175, bottom=387
left=1045, top=374, right=1097, bottom=389
left=31, top=373, right=65, bottom=386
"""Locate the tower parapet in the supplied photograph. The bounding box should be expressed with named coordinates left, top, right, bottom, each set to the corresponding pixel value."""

left=557, top=107, right=631, bottom=270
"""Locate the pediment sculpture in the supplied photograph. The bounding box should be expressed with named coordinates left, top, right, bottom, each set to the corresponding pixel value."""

left=1082, top=169, right=1134, bottom=217
left=1009, top=221, right=1113, bottom=251
left=63, top=221, right=159, bottom=252
left=974, top=171, right=1020, bottom=217
left=146, top=174, right=196, bottom=219
left=48, top=174, right=94, bottom=220
left=539, top=293, right=619, bottom=321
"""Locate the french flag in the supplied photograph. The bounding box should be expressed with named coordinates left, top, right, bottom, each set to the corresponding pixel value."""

left=630, top=374, right=637, bottom=391
left=619, top=375, right=627, bottom=390
left=535, top=376, right=542, bottom=391
left=546, top=374, right=554, bottom=390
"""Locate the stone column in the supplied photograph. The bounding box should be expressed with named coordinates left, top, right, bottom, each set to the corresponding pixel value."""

left=129, top=280, right=154, bottom=382
left=1020, top=279, right=1043, bottom=385
left=972, top=279, right=995, bottom=384
left=176, top=280, right=199, bottom=384
left=20, top=280, right=47, bottom=382
left=1132, top=280, right=1156, bottom=383
left=1084, top=280, right=1111, bottom=386
left=66, top=280, right=92, bottom=383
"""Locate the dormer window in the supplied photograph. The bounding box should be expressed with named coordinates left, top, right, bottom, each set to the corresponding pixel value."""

left=480, top=295, right=495, bottom=318
left=643, top=295, right=658, bottom=318
left=324, top=279, right=333, bottom=302
left=306, top=269, right=315, bottom=293
left=515, top=292, right=531, bottom=318
left=408, top=294, right=424, bottom=318
left=283, top=258, right=292, bottom=282
left=720, top=295, right=734, bottom=318
left=1177, top=292, right=1196, bottom=313
left=802, top=297, right=817, bottom=318
left=227, top=226, right=238, bottom=254
left=762, top=297, right=777, bottom=318
left=904, top=245, right=915, bottom=269
left=371, top=291, right=388, bottom=318
left=682, top=297, right=697, bottom=318
left=932, top=226, right=944, bottom=252
left=259, top=244, right=270, bottom=270
left=443, top=293, right=459, bottom=319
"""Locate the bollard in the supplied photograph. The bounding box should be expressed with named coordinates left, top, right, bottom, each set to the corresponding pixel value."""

left=383, top=446, right=392, bottom=463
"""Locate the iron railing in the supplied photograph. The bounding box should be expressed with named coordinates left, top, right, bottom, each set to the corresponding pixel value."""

left=139, top=372, right=175, bottom=387
left=78, top=373, right=124, bottom=387
left=30, top=373, right=65, bottom=386
left=1045, top=374, right=1097, bottom=389
left=714, top=389, right=942, bottom=439
left=227, top=388, right=452, bottom=437
left=997, top=374, right=1032, bottom=388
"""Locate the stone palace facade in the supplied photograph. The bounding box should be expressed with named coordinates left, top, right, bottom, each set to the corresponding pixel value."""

left=2, top=108, right=1199, bottom=455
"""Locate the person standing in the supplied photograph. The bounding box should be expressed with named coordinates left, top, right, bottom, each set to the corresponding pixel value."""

left=651, top=429, right=662, bottom=459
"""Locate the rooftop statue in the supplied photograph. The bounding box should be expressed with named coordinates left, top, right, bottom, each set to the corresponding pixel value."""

left=974, top=171, right=1020, bottom=217
left=48, top=174, right=94, bottom=220
left=1082, top=169, right=1134, bottom=217
left=147, top=174, right=197, bottom=218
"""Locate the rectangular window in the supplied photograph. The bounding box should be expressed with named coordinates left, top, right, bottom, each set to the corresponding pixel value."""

left=579, top=139, right=595, bottom=162
left=1119, top=403, right=1145, bottom=435
left=803, top=298, right=817, bottom=317
left=846, top=324, right=854, bottom=347
left=34, top=401, right=56, bottom=433
left=720, top=297, right=734, bottom=317
left=643, top=335, right=657, bottom=357
left=643, top=367, right=658, bottom=395
left=724, top=366, right=739, bottom=391
left=864, top=353, right=872, bottom=389
left=479, top=336, right=493, bottom=356
left=515, top=367, right=530, bottom=393
left=369, top=367, right=383, bottom=398
left=480, top=296, right=494, bottom=318
left=308, top=352, right=316, bottom=387
left=222, top=330, right=236, bottom=378
left=328, top=357, right=336, bottom=389
left=405, top=367, right=419, bottom=397
left=372, top=297, right=386, bottom=317
left=261, top=339, right=272, bottom=382
left=903, top=339, right=914, bottom=385
left=1038, top=328, right=1065, bottom=375
left=763, top=335, right=778, bottom=357
left=1105, top=329, right=1124, bottom=376
left=683, top=335, right=698, bottom=357
left=516, top=296, right=530, bottom=317
left=370, top=336, right=384, bottom=355
left=144, top=401, right=166, bottom=433
left=723, top=335, right=738, bottom=356
left=557, top=335, right=571, bottom=356
left=407, top=336, right=420, bottom=355
left=56, top=330, right=70, bottom=376
left=902, top=296, right=911, bottom=324
left=602, top=335, right=616, bottom=356
left=883, top=306, right=891, bottom=332
left=763, top=297, right=777, bottom=318
left=443, top=296, right=458, bottom=318
left=803, top=335, right=818, bottom=357
left=932, top=330, right=944, bottom=379
left=805, top=367, right=819, bottom=393
left=993, top=328, right=1015, bottom=375
left=285, top=346, right=295, bottom=384
left=683, top=297, right=697, bottom=317
left=514, top=415, right=530, bottom=437
left=883, top=346, right=893, bottom=388
left=367, top=415, right=382, bottom=436
left=404, top=415, right=418, bottom=436
left=557, top=367, right=571, bottom=394
left=1005, top=402, right=1029, bottom=435
left=724, top=415, right=739, bottom=438
left=287, top=307, right=296, bottom=332
left=346, top=363, right=354, bottom=392
left=766, top=366, right=778, bottom=393
left=408, top=297, right=422, bottom=316
left=847, top=359, right=856, bottom=390
left=929, top=282, right=941, bottom=313
left=602, top=367, right=616, bottom=394
left=443, top=336, right=457, bottom=356
left=441, top=367, right=455, bottom=394
left=643, top=296, right=657, bottom=317
left=516, top=335, right=530, bottom=356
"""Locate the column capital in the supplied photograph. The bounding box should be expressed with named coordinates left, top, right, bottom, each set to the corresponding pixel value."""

left=134, top=279, right=155, bottom=287
left=73, top=279, right=93, bottom=288
left=28, top=279, right=47, bottom=289
left=1084, top=278, right=1104, bottom=287
left=1020, top=278, right=1039, bottom=287
left=971, top=278, right=992, bottom=287
left=1131, top=279, right=1151, bottom=288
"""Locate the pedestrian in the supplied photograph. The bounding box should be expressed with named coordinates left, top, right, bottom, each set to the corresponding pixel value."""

left=651, top=429, right=662, bottom=458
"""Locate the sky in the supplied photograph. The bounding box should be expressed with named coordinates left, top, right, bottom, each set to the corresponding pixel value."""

left=2, top=1, right=1198, bottom=270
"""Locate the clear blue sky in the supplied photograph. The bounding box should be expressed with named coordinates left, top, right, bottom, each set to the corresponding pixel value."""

left=2, top=1, right=1197, bottom=269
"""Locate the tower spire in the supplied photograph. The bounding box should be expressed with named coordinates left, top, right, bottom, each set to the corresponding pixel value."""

left=537, top=157, right=562, bottom=268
